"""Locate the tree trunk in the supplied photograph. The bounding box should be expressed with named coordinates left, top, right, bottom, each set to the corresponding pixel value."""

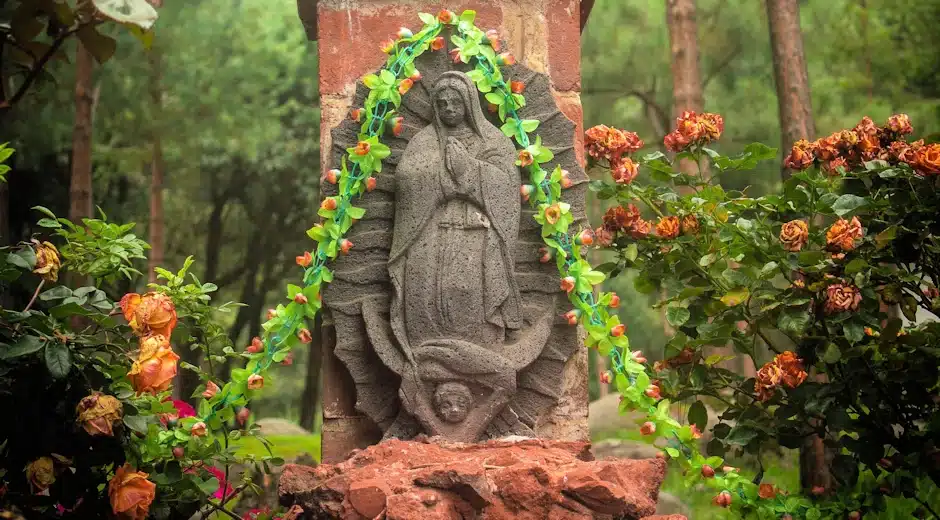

left=766, top=0, right=816, bottom=181
left=69, top=42, right=95, bottom=226
left=665, top=0, right=705, bottom=178
left=148, top=50, right=164, bottom=284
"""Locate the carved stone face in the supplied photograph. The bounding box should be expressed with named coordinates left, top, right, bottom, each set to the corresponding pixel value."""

left=433, top=382, right=473, bottom=424
left=435, top=88, right=466, bottom=127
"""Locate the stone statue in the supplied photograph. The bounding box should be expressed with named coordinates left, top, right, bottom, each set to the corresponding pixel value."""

left=322, top=53, right=588, bottom=453
left=388, top=71, right=533, bottom=441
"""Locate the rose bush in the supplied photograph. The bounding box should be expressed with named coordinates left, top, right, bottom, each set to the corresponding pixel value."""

left=589, top=113, right=940, bottom=518
left=0, top=209, right=300, bottom=519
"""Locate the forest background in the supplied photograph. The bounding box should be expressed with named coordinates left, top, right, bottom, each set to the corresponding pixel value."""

left=1, top=0, right=939, bottom=428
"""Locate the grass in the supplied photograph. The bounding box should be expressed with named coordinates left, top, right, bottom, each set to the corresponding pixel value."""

left=232, top=433, right=321, bottom=462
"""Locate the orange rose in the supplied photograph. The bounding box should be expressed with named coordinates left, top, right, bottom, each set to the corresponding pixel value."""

left=603, top=204, right=640, bottom=232
left=655, top=216, right=680, bottom=239
left=76, top=392, right=123, bottom=437
left=779, top=220, right=809, bottom=252
left=128, top=335, right=179, bottom=394
left=108, top=464, right=156, bottom=520
left=755, top=362, right=784, bottom=402
left=680, top=215, right=699, bottom=235
left=584, top=125, right=643, bottom=161
left=825, top=283, right=862, bottom=314
left=629, top=219, right=652, bottom=239
left=32, top=241, right=61, bottom=283
left=826, top=217, right=864, bottom=252
left=664, top=111, right=723, bottom=152
left=774, top=351, right=807, bottom=389
left=783, top=139, right=816, bottom=170
left=610, top=157, right=639, bottom=184
left=822, top=157, right=848, bottom=175
left=26, top=457, right=56, bottom=494
left=119, top=292, right=178, bottom=338
left=914, top=143, right=940, bottom=176
left=758, top=483, right=778, bottom=499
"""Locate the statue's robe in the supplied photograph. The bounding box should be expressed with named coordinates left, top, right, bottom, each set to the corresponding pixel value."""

left=388, top=120, right=522, bottom=363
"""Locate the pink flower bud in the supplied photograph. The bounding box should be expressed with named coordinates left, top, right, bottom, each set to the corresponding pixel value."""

left=609, top=293, right=621, bottom=308
left=325, top=169, right=339, bottom=184
left=563, top=309, right=580, bottom=326
left=236, top=407, right=251, bottom=425
left=610, top=323, right=626, bottom=337
left=712, top=491, right=732, bottom=508
left=690, top=424, right=703, bottom=439
left=430, top=36, right=445, bottom=51
left=449, top=48, right=462, bottom=63
left=247, top=374, right=264, bottom=390
left=599, top=371, right=611, bottom=385
left=381, top=39, right=395, bottom=54
left=538, top=246, right=552, bottom=263
left=520, top=184, right=534, bottom=202
left=398, top=78, right=414, bottom=95
left=293, top=293, right=308, bottom=305
left=497, top=52, right=515, bottom=66
left=485, top=29, right=501, bottom=51
left=577, top=229, right=594, bottom=246
left=350, top=108, right=363, bottom=122
left=173, top=446, right=185, bottom=459
left=510, top=80, right=525, bottom=94
left=266, top=308, right=277, bottom=320
left=701, top=465, right=715, bottom=478
left=246, top=337, right=264, bottom=354
left=296, top=251, right=313, bottom=267
left=202, top=381, right=220, bottom=399
left=321, top=197, right=337, bottom=211
left=191, top=422, right=207, bottom=437
left=560, top=169, right=572, bottom=188
left=560, top=276, right=576, bottom=293
left=366, top=177, right=377, bottom=192
left=409, top=70, right=421, bottom=82
left=298, top=328, right=313, bottom=344
left=397, top=27, right=413, bottom=39
left=631, top=351, right=647, bottom=364
left=640, top=421, right=656, bottom=436
left=282, top=353, right=293, bottom=366
left=644, top=384, right=661, bottom=399
left=339, top=239, right=353, bottom=255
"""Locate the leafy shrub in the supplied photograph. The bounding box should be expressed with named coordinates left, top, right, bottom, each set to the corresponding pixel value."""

left=591, top=112, right=940, bottom=519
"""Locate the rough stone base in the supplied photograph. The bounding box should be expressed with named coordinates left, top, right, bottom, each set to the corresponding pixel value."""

left=279, top=437, right=687, bottom=520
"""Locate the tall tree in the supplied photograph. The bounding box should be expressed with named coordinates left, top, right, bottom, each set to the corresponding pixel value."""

left=69, top=42, right=95, bottom=225
left=665, top=0, right=703, bottom=123
left=766, top=0, right=815, bottom=180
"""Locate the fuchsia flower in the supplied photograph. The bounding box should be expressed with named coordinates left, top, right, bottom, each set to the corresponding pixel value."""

left=205, top=466, right=235, bottom=500
left=172, top=400, right=196, bottom=419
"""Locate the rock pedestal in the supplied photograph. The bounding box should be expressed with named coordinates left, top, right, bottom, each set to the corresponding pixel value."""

left=278, top=437, right=687, bottom=520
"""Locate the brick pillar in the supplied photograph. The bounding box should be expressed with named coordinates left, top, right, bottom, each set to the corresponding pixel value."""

left=300, top=0, right=586, bottom=462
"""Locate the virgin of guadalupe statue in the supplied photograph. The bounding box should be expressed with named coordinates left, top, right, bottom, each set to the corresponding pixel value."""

left=386, top=71, right=527, bottom=440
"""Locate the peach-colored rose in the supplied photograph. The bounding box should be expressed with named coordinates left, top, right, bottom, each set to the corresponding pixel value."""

left=628, top=219, right=651, bottom=239
left=191, top=422, right=207, bottom=437
left=826, top=217, right=864, bottom=252
left=914, top=143, right=940, bottom=176
left=664, top=111, right=723, bottom=152
left=108, top=464, right=156, bottom=520
left=26, top=457, right=56, bottom=493
left=76, top=392, right=123, bottom=437
left=755, top=362, right=784, bottom=402
left=885, top=114, right=913, bottom=135
left=32, top=241, right=61, bottom=283
left=584, top=125, right=643, bottom=161
left=610, top=157, right=639, bottom=184
left=128, top=335, right=179, bottom=395
left=680, top=214, right=699, bottom=235
left=594, top=227, right=614, bottom=247
left=655, top=216, right=680, bottom=239
left=779, top=220, right=809, bottom=252
left=783, top=139, right=816, bottom=170
left=825, top=283, right=862, bottom=314
left=119, top=292, right=178, bottom=338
